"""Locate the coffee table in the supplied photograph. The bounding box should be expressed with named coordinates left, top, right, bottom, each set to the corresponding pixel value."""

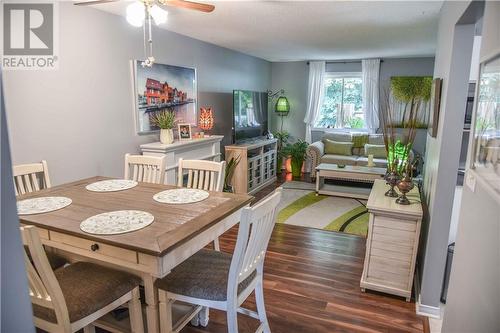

left=315, top=163, right=386, bottom=199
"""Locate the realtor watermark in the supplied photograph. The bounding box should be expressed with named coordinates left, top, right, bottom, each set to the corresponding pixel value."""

left=1, top=1, right=59, bottom=70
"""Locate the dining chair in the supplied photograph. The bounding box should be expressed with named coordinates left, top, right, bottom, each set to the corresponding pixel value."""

left=13, top=160, right=51, bottom=196
left=21, top=225, right=145, bottom=333
left=177, top=158, right=226, bottom=250
left=124, top=153, right=166, bottom=184
left=156, top=190, right=281, bottom=333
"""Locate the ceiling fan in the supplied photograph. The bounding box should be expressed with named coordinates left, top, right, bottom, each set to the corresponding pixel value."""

left=74, top=0, right=215, bottom=67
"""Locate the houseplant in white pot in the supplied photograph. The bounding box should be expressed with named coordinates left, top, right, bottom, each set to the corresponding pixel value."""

left=151, top=110, right=176, bottom=144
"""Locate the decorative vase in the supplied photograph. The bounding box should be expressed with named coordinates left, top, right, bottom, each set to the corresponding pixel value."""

left=396, top=177, right=415, bottom=205
left=291, top=158, right=303, bottom=178
left=384, top=171, right=400, bottom=197
left=160, top=128, right=174, bottom=144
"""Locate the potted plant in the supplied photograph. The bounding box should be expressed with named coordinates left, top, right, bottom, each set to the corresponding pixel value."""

left=151, top=110, right=176, bottom=144
left=274, top=131, right=290, bottom=175
left=282, top=139, right=308, bottom=178
left=223, top=156, right=240, bottom=192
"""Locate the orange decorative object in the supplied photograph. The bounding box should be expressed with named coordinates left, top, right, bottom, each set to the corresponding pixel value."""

left=199, top=107, right=214, bottom=131
left=285, top=157, right=292, bottom=173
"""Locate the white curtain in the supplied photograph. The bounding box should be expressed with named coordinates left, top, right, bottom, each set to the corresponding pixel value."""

left=304, top=61, right=326, bottom=142
left=362, top=59, right=381, bottom=133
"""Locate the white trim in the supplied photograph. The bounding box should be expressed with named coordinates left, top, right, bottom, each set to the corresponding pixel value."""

left=416, top=297, right=442, bottom=319
left=324, top=71, right=362, bottom=78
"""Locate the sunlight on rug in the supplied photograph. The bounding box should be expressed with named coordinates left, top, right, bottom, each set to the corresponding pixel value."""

left=277, top=188, right=369, bottom=237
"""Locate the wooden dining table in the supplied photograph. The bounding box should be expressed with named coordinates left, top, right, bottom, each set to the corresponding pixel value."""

left=17, top=176, right=253, bottom=333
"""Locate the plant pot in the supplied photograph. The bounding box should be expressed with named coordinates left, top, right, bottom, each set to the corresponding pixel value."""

left=160, top=128, right=174, bottom=144
left=291, top=158, right=303, bottom=178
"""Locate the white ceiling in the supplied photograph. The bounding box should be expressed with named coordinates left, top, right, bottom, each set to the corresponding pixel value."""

left=89, top=0, right=443, bottom=62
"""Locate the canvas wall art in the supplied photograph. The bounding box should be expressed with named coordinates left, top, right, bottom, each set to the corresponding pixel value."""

left=133, top=60, right=197, bottom=134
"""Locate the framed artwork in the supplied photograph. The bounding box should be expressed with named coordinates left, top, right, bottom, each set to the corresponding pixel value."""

left=428, top=78, right=443, bottom=137
left=471, top=52, right=500, bottom=197
left=132, top=60, right=197, bottom=134
left=178, top=124, right=192, bottom=141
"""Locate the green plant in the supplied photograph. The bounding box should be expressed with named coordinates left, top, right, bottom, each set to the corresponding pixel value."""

left=223, top=156, right=241, bottom=192
left=282, top=139, right=309, bottom=177
left=346, top=117, right=365, bottom=129
left=151, top=110, right=175, bottom=129
left=274, top=131, right=290, bottom=174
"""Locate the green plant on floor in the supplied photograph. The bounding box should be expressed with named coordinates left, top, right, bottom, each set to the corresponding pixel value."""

left=223, top=155, right=241, bottom=192
left=150, top=109, right=176, bottom=129
left=274, top=131, right=290, bottom=175
left=282, top=139, right=309, bottom=178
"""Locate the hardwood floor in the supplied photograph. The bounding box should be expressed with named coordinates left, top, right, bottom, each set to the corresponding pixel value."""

left=181, top=175, right=429, bottom=333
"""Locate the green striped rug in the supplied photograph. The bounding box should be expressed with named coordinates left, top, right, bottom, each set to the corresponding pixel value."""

left=276, top=188, right=369, bottom=237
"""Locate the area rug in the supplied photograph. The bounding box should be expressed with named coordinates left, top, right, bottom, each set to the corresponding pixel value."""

left=276, top=187, right=369, bottom=237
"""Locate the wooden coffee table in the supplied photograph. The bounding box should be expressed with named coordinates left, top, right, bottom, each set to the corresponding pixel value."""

left=315, top=163, right=386, bottom=199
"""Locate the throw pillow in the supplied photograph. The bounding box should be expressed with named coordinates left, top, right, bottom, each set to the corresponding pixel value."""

left=351, top=133, right=369, bottom=148
left=324, top=139, right=353, bottom=156
left=364, top=144, right=387, bottom=158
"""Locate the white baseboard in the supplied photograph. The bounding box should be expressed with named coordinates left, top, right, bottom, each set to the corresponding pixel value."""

left=414, top=271, right=442, bottom=319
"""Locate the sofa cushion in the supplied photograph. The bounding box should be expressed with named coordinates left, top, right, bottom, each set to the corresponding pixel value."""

left=368, top=134, right=385, bottom=145
left=320, top=154, right=358, bottom=166
left=351, top=133, right=369, bottom=148
left=322, top=132, right=352, bottom=144
left=324, top=139, right=353, bottom=155
left=364, top=144, right=387, bottom=158
left=356, top=156, right=388, bottom=168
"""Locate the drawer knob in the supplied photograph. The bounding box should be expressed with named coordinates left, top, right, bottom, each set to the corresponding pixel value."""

left=90, top=243, right=99, bottom=251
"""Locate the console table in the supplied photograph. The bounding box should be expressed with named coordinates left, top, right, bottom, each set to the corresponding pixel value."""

left=360, top=179, right=423, bottom=301
left=140, top=135, right=223, bottom=185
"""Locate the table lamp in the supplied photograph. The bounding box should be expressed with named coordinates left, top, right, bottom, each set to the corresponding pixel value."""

left=199, top=107, right=214, bottom=136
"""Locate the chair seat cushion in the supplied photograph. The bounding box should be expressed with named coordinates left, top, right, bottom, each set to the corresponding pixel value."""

left=356, top=156, right=388, bottom=168
left=155, top=249, right=256, bottom=301
left=33, top=262, right=141, bottom=323
left=320, top=154, right=358, bottom=166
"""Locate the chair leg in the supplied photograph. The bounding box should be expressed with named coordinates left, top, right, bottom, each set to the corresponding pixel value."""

left=255, top=279, right=271, bottom=333
left=129, top=287, right=145, bottom=333
left=198, top=306, right=209, bottom=327
left=83, top=324, right=96, bottom=333
left=213, top=238, right=220, bottom=251
left=226, top=307, right=238, bottom=333
left=158, top=290, right=173, bottom=333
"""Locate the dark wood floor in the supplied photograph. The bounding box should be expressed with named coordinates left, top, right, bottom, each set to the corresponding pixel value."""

left=182, top=174, right=429, bottom=333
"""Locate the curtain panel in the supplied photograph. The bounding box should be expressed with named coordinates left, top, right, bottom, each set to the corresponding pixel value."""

left=304, top=61, right=326, bottom=142
left=362, top=59, right=381, bottom=133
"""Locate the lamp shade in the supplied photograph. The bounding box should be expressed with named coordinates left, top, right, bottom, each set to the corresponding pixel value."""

left=275, top=96, right=290, bottom=114
left=199, top=107, right=214, bottom=131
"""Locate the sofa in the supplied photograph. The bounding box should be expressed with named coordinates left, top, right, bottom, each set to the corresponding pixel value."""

left=307, top=132, right=389, bottom=178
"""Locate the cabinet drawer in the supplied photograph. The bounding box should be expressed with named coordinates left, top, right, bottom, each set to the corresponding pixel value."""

left=373, top=215, right=417, bottom=232
left=372, top=226, right=415, bottom=244
left=50, top=232, right=137, bottom=263
left=368, top=255, right=410, bottom=276
left=370, top=245, right=413, bottom=261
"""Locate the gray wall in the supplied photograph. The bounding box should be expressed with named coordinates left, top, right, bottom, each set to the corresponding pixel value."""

left=270, top=57, right=435, bottom=150
left=419, top=0, right=476, bottom=311
left=3, top=3, right=271, bottom=186
left=442, top=2, right=500, bottom=332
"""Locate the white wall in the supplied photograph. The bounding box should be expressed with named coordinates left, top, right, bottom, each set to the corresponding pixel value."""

left=3, top=3, right=271, bottom=185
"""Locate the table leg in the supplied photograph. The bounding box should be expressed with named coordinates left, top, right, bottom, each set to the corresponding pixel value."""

left=143, top=274, right=160, bottom=333
left=316, top=173, right=323, bottom=195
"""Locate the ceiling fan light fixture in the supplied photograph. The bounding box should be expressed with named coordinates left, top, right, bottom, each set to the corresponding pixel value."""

left=126, top=2, right=145, bottom=27
left=150, top=5, right=168, bottom=25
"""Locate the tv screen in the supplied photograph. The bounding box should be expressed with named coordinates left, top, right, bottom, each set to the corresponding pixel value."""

left=233, top=90, right=268, bottom=143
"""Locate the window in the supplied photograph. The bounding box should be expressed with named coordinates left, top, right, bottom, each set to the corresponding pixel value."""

left=315, top=72, right=364, bottom=129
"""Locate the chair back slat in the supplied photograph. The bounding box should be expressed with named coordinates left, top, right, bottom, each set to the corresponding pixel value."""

left=124, top=153, right=166, bottom=184
left=13, top=161, right=51, bottom=196
left=21, top=226, right=71, bottom=330
left=177, top=158, right=226, bottom=192
left=228, top=190, right=281, bottom=285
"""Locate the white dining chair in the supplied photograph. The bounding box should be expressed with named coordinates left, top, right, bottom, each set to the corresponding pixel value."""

left=156, top=190, right=281, bottom=333
left=21, top=225, right=145, bottom=333
left=177, top=158, right=226, bottom=250
left=13, top=160, right=51, bottom=196
left=124, top=153, right=166, bottom=184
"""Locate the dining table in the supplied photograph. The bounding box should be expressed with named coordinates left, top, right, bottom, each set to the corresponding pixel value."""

left=17, top=176, right=253, bottom=333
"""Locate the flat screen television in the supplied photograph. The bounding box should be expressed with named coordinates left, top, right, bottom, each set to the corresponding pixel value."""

left=233, top=90, right=268, bottom=143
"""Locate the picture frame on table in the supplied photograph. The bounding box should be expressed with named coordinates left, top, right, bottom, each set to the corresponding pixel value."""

left=178, top=124, right=192, bottom=141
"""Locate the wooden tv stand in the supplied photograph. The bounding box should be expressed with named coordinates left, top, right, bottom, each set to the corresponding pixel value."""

left=225, top=138, right=278, bottom=194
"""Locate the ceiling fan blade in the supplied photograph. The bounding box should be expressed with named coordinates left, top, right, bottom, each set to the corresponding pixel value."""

left=74, top=0, right=120, bottom=6
left=164, top=0, right=215, bottom=13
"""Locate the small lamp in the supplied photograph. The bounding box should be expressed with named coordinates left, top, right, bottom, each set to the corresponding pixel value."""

left=275, top=96, right=290, bottom=115
left=199, top=107, right=214, bottom=136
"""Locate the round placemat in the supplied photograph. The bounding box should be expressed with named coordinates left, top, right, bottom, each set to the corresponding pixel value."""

left=80, top=210, right=154, bottom=235
left=153, top=188, right=209, bottom=204
left=86, top=179, right=138, bottom=192
left=17, top=197, right=72, bottom=215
